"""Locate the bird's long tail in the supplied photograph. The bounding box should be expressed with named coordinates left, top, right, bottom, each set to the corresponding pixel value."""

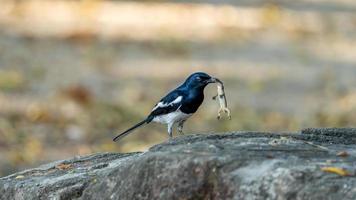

left=113, top=118, right=149, bottom=142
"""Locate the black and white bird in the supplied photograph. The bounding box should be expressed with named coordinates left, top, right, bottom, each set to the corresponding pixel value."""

left=113, top=72, right=219, bottom=142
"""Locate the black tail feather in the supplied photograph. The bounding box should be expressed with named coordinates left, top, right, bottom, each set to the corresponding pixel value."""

left=113, top=119, right=148, bottom=142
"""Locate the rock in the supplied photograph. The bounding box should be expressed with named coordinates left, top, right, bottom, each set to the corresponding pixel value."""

left=1, top=128, right=356, bottom=200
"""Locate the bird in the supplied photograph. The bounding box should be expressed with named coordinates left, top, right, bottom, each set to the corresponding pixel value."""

left=113, top=72, right=219, bottom=142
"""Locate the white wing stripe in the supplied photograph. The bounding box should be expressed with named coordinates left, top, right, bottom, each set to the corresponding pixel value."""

left=152, top=102, right=164, bottom=111
left=171, top=96, right=183, bottom=104
left=152, top=96, right=182, bottom=111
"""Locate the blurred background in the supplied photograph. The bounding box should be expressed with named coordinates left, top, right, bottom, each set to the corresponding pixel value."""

left=0, top=0, right=355, bottom=176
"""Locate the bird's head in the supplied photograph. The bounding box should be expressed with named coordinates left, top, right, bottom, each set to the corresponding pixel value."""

left=184, top=72, right=220, bottom=89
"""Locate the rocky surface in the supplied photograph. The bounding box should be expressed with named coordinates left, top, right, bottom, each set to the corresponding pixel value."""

left=1, top=128, right=356, bottom=200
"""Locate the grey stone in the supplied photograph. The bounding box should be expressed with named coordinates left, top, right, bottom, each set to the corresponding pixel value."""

left=1, top=128, right=356, bottom=200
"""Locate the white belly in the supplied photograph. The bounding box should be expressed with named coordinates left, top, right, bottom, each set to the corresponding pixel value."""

left=153, top=110, right=192, bottom=124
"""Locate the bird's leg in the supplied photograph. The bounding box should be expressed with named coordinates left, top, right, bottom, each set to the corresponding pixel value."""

left=167, top=123, right=174, bottom=138
left=177, top=120, right=186, bottom=135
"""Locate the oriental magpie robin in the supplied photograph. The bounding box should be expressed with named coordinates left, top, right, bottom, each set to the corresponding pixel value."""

left=113, top=72, right=219, bottom=141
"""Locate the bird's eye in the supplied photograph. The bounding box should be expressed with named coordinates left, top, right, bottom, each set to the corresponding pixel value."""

left=196, top=76, right=201, bottom=80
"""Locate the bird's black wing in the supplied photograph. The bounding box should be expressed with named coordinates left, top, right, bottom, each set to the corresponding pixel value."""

left=147, top=90, right=184, bottom=122
left=113, top=90, right=184, bottom=141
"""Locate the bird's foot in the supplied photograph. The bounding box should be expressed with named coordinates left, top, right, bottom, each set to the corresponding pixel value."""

left=167, top=137, right=174, bottom=142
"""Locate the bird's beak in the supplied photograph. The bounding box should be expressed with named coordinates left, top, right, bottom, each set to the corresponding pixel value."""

left=207, top=77, right=222, bottom=84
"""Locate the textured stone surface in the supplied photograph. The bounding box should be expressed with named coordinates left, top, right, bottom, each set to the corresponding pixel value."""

left=1, top=128, right=356, bottom=200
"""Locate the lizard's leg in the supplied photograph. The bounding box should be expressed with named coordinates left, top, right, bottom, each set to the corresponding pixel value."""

left=217, top=109, right=223, bottom=120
